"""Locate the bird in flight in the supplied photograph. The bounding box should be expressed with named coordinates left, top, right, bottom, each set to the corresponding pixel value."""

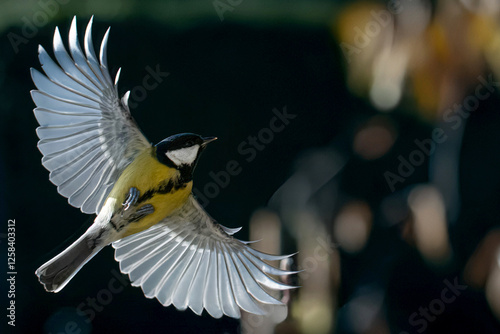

left=31, top=16, right=296, bottom=319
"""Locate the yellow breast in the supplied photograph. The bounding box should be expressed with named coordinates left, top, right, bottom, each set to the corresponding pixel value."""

left=106, top=147, right=192, bottom=237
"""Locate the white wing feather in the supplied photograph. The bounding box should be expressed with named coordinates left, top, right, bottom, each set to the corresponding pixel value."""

left=112, top=195, right=297, bottom=318
left=31, top=16, right=150, bottom=214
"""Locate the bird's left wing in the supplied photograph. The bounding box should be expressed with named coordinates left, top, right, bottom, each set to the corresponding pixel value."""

left=31, top=17, right=151, bottom=214
left=112, top=195, right=297, bottom=319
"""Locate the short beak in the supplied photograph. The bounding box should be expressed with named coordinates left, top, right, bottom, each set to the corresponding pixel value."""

left=202, top=136, right=218, bottom=146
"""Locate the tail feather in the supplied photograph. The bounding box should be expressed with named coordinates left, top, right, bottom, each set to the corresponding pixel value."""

left=36, top=232, right=102, bottom=292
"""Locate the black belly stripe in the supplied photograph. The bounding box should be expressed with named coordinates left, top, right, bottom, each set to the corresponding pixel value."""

left=137, top=179, right=188, bottom=203
left=158, top=180, right=175, bottom=194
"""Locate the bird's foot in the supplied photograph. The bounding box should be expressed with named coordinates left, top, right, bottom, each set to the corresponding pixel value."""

left=129, top=204, right=155, bottom=223
left=123, top=187, right=140, bottom=211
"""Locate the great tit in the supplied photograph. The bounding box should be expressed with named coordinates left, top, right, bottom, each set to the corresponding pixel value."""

left=31, top=16, right=296, bottom=319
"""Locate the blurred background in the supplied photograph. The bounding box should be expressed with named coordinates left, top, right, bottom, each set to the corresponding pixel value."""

left=2, top=0, right=500, bottom=333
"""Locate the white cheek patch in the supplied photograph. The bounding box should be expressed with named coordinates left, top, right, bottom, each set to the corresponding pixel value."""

left=166, top=145, right=200, bottom=166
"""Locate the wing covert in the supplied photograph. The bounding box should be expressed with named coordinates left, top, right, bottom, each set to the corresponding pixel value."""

left=31, top=16, right=151, bottom=214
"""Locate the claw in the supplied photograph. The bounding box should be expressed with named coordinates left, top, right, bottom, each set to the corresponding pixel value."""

left=137, top=204, right=154, bottom=215
left=123, top=187, right=139, bottom=211
left=129, top=204, right=155, bottom=223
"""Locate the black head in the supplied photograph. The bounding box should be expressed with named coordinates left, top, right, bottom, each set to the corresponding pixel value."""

left=155, top=133, right=217, bottom=179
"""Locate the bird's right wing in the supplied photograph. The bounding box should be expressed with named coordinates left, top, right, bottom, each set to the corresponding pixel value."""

left=112, top=195, right=297, bottom=319
left=31, top=17, right=151, bottom=214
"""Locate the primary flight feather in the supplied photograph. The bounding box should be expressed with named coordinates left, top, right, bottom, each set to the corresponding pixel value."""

left=31, top=16, right=296, bottom=319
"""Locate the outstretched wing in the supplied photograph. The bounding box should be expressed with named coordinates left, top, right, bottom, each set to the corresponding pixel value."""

left=30, top=16, right=151, bottom=214
left=112, top=195, right=297, bottom=319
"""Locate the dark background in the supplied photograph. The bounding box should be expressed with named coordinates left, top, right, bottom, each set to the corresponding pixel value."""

left=1, top=0, right=500, bottom=333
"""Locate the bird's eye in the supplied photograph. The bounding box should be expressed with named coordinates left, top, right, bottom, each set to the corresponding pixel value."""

left=185, top=140, right=194, bottom=147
